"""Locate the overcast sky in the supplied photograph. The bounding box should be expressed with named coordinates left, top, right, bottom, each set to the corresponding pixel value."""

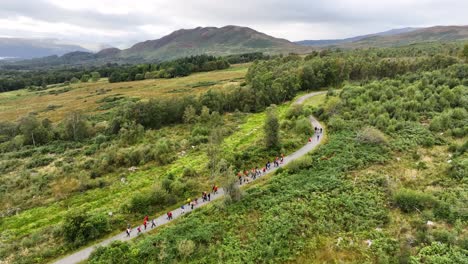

left=1, top=0, right=467, bottom=50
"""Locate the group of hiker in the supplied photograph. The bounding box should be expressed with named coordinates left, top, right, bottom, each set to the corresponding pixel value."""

left=125, top=126, right=323, bottom=237
left=126, top=184, right=220, bottom=237
left=309, top=126, right=323, bottom=142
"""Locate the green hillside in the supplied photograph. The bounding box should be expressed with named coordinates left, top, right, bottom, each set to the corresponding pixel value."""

left=343, top=26, right=468, bottom=48
left=0, top=42, right=467, bottom=264
left=118, top=25, right=306, bottom=61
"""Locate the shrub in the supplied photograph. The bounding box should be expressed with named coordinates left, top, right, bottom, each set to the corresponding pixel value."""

left=393, top=189, right=438, bottom=213
left=62, top=210, right=110, bottom=247
left=356, top=127, right=388, bottom=145
left=447, top=158, right=467, bottom=180
left=294, top=116, right=313, bottom=135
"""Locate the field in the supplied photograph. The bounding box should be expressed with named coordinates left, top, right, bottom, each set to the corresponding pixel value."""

left=0, top=64, right=248, bottom=122
left=0, top=63, right=320, bottom=264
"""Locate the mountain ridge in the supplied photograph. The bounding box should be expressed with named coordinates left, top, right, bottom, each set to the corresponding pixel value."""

left=0, top=38, right=90, bottom=60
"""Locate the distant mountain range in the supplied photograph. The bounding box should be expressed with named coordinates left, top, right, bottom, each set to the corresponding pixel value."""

left=295, top=27, right=419, bottom=46
left=0, top=38, right=90, bottom=60
left=1, top=25, right=467, bottom=68
left=296, top=26, right=468, bottom=48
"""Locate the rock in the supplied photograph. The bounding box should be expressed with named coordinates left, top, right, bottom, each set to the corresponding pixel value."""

left=365, top=239, right=372, bottom=247
left=336, top=237, right=343, bottom=246
left=447, top=160, right=452, bottom=163
left=128, top=166, right=138, bottom=172
left=396, top=157, right=401, bottom=161
left=427, top=221, right=435, bottom=226
left=375, top=227, right=382, bottom=232
left=121, top=177, right=126, bottom=183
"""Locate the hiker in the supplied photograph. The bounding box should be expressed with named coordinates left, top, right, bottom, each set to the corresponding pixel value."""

left=126, top=228, right=131, bottom=237
left=214, top=185, right=218, bottom=193
left=308, top=137, right=312, bottom=142
left=202, top=192, right=206, bottom=202
left=320, top=128, right=323, bottom=133
left=187, top=198, right=191, bottom=206
left=151, top=219, right=156, bottom=228
left=317, top=134, right=320, bottom=140
left=144, top=215, right=149, bottom=222
left=167, top=211, right=173, bottom=220
left=137, top=226, right=142, bottom=235
left=181, top=205, right=185, bottom=213
left=191, top=201, right=194, bottom=210
left=314, top=126, right=317, bottom=132
left=262, top=167, right=266, bottom=174
left=212, top=184, right=216, bottom=193
left=208, top=192, right=211, bottom=201
left=143, top=220, right=147, bottom=230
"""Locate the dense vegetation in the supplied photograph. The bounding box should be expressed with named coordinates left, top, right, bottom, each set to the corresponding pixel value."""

left=0, top=53, right=268, bottom=92
left=0, top=42, right=467, bottom=263
left=87, top=44, right=467, bottom=263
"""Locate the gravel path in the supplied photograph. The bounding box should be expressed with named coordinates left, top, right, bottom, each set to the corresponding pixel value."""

left=52, top=91, right=326, bottom=264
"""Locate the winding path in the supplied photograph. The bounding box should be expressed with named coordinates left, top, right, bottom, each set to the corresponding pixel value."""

left=52, top=91, right=326, bottom=264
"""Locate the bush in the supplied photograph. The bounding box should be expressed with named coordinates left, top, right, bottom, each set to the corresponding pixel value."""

left=356, top=127, right=388, bottom=145
left=294, top=116, right=313, bottom=135
left=393, top=189, right=438, bottom=213
left=447, top=158, right=467, bottom=180
left=62, top=210, right=110, bottom=247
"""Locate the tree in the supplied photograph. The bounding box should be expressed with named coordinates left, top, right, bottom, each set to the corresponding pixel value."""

left=462, top=43, right=468, bottom=62
left=207, top=128, right=223, bottom=181
left=183, top=105, right=197, bottom=124
left=91, top=72, right=101, bottom=82
left=218, top=159, right=241, bottom=201
left=81, top=74, right=90, bottom=83
left=19, top=116, right=40, bottom=146
left=264, top=105, right=280, bottom=148
left=64, top=111, right=90, bottom=141
left=70, top=77, right=79, bottom=83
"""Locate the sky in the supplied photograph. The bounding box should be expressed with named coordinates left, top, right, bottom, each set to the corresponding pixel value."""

left=1, top=0, right=467, bottom=50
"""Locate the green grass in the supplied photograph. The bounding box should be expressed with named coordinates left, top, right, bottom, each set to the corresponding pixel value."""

left=0, top=89, right=322, bottom=264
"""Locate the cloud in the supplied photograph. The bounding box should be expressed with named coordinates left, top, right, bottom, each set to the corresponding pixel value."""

left=0, top=0, right=467, bottom=47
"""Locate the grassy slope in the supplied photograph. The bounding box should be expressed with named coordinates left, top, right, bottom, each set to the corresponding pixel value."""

left=0, top=64, right=248, bottom=122
left=0, top=82, right=317, bottom=263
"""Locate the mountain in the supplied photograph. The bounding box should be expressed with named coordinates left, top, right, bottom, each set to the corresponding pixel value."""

left=0, top=26, right=307, bottom=68
left=0, top=38, right=90, bottom=60
left=345, top=25, right=468, bottom=47
left=118, top=25, right=305, bottom=61
left=296, top=27, right=419, bottom=46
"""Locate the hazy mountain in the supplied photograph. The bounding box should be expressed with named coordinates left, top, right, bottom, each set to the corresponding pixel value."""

left=1, top=26, right=307, bottom=67
left=0, top=38, right=90, bottom=60
left=296, top=27, right=419, bottom=46
left=345, top=25, right=468, bottom=47
left=117, top=25, right=305, bottom=61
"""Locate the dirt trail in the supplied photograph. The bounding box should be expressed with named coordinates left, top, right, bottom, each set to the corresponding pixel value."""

left=52, top=91, right=326, bottom=264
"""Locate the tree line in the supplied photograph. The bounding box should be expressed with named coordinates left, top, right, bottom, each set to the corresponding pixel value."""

left=0, top=53, right=270, bottom=92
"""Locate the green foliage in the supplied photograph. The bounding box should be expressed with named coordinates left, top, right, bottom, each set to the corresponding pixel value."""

left=294, top=116, right=313, bottom=135
left=393, top=189, right=438, bottom=213
left=264, top=105, right=280, bottom=149
left=62, top=210, right=110, bottom=247
left=356, top=126, right=388, bottom=145
left=447, top=157, right=467, bottom=180
left=91, top=72, right=101, bottom=82
left=410, top=242, right=468, bottom=264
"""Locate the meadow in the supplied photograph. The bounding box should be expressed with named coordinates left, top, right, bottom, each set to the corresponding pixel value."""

left=0, top=64, right=248, bottom=122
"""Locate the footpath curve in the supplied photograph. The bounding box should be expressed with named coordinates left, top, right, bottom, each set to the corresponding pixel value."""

left=53, top=91, right=326, bottom=264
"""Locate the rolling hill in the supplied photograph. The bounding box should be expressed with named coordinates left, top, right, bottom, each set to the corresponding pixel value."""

left=1, top=26, right=307, bottom=68
left=345, top=25, right=468, bottom=47
left=118, top=25, right=304, bottom=61
left=0, top=38, right=90, bottom=60
left=296, top=27, right=419, bottom=46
